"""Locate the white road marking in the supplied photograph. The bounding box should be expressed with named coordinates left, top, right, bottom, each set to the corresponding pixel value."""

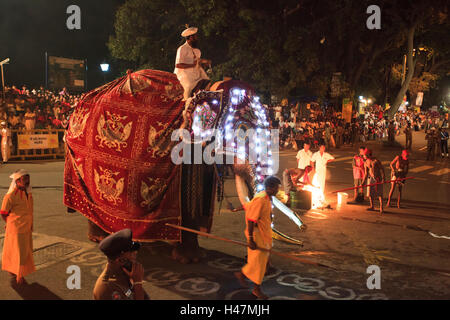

left=409, top=165, right=434, bottom=173
left=429, top=168, right=450, bottom=176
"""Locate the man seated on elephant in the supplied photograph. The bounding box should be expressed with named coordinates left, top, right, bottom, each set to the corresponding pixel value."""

left=174, top=26, right=211, bottom=100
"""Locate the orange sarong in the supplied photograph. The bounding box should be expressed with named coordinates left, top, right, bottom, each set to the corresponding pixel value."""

left=1, top=189, right=35, bottom=278
left=241, top=191, right=272, bottom=285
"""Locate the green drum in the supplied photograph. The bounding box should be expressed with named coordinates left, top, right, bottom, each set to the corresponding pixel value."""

left=290, top=190, right=312, bottom=211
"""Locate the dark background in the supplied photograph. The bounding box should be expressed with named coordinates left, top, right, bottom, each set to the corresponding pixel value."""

left=0, top=0, right=125, bottom=91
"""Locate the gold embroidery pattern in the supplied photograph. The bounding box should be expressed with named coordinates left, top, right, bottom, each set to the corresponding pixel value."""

left=69, top=108, right=90, bottom=139
left=147, top=121, right=172, bottom=158
left=73, top=161, right=85, bottom=180
left=94, top=166, right=124, bottom=205
left=161, top=82, right=183, bottom=102
left=140, top=178, right=167, bottom=211
left=96, top=111, right=133, bottom=152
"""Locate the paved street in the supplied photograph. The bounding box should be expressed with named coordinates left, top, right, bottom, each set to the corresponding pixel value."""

left=0, top=131, right=449, bottom=300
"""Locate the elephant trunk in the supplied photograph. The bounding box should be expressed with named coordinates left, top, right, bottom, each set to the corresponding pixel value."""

left=233, top=162, right=256, bottom=207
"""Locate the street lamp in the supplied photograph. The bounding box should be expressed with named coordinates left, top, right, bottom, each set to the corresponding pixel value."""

left=100, top=63, right=109, bottom=84
left=100, top=63, right=109, bottom=72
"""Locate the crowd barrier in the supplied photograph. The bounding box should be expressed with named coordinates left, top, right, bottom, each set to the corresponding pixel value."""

left=7, top=129, right=66, bottom=160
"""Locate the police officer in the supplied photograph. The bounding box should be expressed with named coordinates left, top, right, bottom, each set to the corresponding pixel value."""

left=93, top=229, right=150, bottom=300
left=426, top=128, right=436, bottom=161
left=404, top=122, right=412, bottom=150
left=440, top=127, right=449, bottom=158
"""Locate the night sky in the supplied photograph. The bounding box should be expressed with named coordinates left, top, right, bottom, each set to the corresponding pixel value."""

left=0, top=0, right=125, bottom=91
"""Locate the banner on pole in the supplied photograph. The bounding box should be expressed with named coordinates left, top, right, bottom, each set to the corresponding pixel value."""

left=416, top=92, right=424, bottom=106
left=18, top=134, right=59, bottom=150
left=342, top=98, right=353, bottom=123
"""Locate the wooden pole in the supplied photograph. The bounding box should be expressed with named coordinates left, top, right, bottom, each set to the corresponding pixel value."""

left=330, top=177, right=415, bottom=194
left=1, top=64, right=5, bottom=102
left=166, top=223, right=335, bottom=270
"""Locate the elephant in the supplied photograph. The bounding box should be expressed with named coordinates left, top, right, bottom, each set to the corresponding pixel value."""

left=63, top=69, right=305, bottom=264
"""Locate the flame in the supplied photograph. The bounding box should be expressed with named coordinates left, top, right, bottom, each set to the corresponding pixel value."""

left=302, top=173, right=326, bottom=209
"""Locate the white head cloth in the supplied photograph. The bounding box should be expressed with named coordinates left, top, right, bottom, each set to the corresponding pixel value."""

left=181, top=26, right=198, bottom=37
left=8, top=169, right=32, bottom=194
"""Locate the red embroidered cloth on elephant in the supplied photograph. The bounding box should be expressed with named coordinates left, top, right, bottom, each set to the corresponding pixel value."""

left=64, top=69, right=185, bottom=241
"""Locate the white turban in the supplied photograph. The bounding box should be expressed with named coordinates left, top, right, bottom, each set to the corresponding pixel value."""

left=181, top=26, right=198, bottom=37
left=8, top=169, right=32, bottom=194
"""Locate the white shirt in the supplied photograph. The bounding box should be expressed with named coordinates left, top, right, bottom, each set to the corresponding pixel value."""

left=312, top=151, right=335, bottom=172
left=296, top=149, right=313, bottom=169
left=174, top=42, right=209, bottom=99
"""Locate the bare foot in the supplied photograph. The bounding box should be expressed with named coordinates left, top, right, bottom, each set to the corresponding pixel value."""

left=16, top=277, right=25, bottom=285
left=252, top=287, right=269, bottom=300
left=366, top=207, right=375, bottom=211
left=234, top=272, right=249, bottom=288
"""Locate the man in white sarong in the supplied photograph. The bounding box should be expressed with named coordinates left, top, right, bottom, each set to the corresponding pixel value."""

left=311, top=143, right=335, bottom=194
left=174, top=26, right=211, bottom=100
left=1, top=121, right=12, bottom=162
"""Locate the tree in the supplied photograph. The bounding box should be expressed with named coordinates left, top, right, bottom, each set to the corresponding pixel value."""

left=107, top=0, right=188, bottom=71
left=107, top=0, right=449, bottom=107
left=386, top=1, right=449, bottom=117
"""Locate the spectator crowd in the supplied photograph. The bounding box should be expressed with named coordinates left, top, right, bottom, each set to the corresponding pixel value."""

left=0, top=85, right=81, bottom=131
left=267, top=102, right=449, bottom=158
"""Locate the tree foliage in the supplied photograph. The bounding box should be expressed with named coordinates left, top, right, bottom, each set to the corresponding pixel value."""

left=108, top=0, right=450, bottom=107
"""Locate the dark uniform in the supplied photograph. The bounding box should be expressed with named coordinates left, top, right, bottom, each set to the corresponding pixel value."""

left=404, top=126, right=412, bottom=150
left=426, top=129, right=436, bottom=161
left=93, top=263, right=148, bottom=300
left=440, top=129, right=449, bottom=157
left=93, top=229, right=149, bottom=300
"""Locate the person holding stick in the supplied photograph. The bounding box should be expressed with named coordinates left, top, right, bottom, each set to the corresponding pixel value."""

left=387, top=150, right=409, bottom=208
left=362, top=148, right=385, bottom=214
left=234, top=176, right=281, bottom=300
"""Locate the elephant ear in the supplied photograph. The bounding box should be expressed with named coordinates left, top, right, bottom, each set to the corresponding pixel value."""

left=235, top=174, right=253, bottom=207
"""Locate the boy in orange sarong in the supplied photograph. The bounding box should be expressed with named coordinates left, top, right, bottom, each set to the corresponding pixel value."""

left=1, top=169, right=35, bottom=285
left=234, top=176, right=281, bottom=300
